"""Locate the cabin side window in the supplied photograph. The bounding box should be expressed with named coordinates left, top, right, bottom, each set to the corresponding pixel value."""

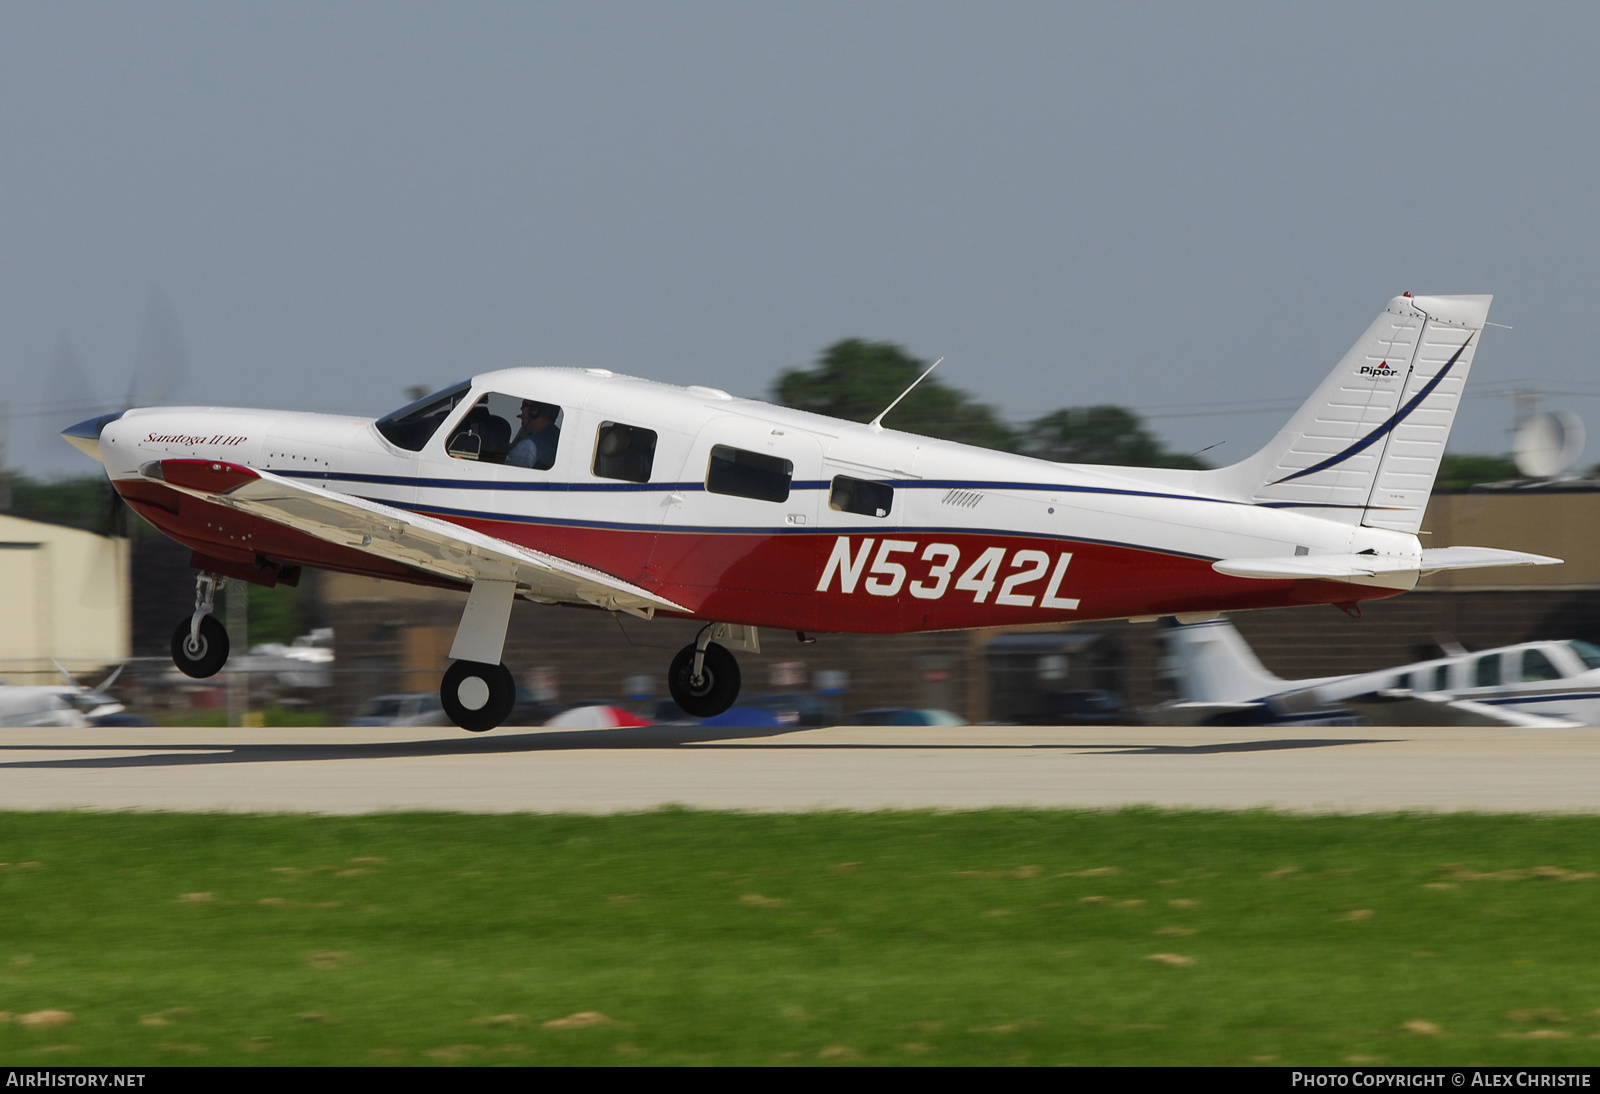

left=592, top=422, right=658, bottom=483
left=706, top=445, right=792, bottom=503
left=829, top=475, right=894, bottom=518
left=1433, top=665, right=1450, bottom=691
left=1520, top=648, right=1563, bottom=682
left=375, top=382, right=471, bottom=452
left=1474, top=654, right=1501, bottom=688
left=444, top=393, right=564, bottom=470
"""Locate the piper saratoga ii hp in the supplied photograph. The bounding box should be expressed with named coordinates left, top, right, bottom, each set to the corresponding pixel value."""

left=64, top=293, right=1559, bottom=731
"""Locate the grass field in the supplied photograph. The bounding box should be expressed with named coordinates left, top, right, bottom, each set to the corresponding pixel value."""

left=0, top=808, right=1597, bottom=1066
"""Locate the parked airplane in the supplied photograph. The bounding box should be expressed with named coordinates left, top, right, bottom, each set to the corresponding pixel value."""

left=62, top=293, right=1560, bottom=731
left=1160, top=616, right=1600, bottom=727
left=0, top=662, right=126, bottom=728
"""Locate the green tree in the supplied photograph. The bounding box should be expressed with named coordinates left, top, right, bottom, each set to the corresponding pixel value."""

left=772, top=339, right=1019, bottom=451
left=1021, top=406, right=1210, bottom=469
left=4, top=473, right=128, bottom=535
left=247, top=582, right=305, bottom=646
left=1435, top=454, right=1519, bottom=490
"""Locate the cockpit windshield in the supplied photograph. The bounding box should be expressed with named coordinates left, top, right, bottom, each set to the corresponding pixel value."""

left=375, top=382, right=471, bottom=452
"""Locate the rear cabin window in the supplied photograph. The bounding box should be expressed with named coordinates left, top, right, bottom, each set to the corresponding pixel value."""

left=1474, top=654, right=1502, bottom=688
left=592, top=422, right=657, bottom=483
left=706, top=445, right=792, bottom=503
left=375, top=382, right=470, bottom=452
left=830, top=475, right=894, bottom=518
left=1433, top=665, right=1450, bottom=691
left=445, top=393, right=563, bottom=470
left=1520, top=648, right=1563, bottom=682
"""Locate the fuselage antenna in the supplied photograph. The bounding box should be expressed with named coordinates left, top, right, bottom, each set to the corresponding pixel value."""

left=868, top=357, right=943, bottom=432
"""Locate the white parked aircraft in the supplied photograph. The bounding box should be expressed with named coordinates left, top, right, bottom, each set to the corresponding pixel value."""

left=0, top=663, right=126, bottom=728
left=63, top=292, right=1560, bottom=731
left=1160, top=616, right=1600, bottom=727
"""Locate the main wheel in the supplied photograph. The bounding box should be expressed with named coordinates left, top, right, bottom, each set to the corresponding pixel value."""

left=171, top=615, right=230, bottom=679
left=667, top=641, right=741, bottom=718
left=440, top=660, right=516, bottom=732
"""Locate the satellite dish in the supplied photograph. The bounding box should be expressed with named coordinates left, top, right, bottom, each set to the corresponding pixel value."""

left=1513, top=410, right=1586, bottom=479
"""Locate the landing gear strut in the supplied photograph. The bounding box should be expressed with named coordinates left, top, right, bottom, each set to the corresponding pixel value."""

left=170, top=572, right=230, bottom=679
left=439, top=579, right=519, bottom=733
left=440, top=660, right=516, bottom=733
left=668, top=625, right=743, bottom=718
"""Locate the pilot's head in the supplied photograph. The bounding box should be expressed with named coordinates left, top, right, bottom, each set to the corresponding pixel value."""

left=519, top=401, right=556, bottom=430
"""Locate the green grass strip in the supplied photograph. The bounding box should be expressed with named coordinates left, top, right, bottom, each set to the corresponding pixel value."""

left=0, top=808, right=1597, bottom=1066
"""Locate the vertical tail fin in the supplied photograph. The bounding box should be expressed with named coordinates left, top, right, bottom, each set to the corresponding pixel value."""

left=1161, top=618, right=1291, bottom=703
left=1209, top=294, right=1491, bottom=533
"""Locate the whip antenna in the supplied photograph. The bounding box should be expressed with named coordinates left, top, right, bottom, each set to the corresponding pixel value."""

left=868, top=357, right=943, bottom=432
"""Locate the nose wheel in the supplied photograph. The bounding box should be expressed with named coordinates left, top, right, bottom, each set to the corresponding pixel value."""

left=441, top=660, right=516, bottom=732
left=170, top=614, right=230, bottom=679
left=668, top=641, right=741, bottom=718
left=171, top=571, right=230, bottom=678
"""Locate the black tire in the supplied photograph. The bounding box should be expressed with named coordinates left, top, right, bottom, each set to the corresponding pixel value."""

left=667, top=641, right=741, bottom=718
left=440, top=660, right=516, bottom=733
left=171, top=615, right=230, bottom=679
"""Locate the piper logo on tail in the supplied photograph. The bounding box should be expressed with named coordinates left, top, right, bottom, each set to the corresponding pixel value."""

left=1358, top=360, right=1399, bottom=379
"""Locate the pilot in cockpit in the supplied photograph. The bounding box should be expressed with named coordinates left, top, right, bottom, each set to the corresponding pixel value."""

left=507, top=400, right=561, bottom=470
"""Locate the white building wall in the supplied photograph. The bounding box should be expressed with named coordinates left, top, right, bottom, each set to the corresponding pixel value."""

left=0, top=515, right=130, bottom=679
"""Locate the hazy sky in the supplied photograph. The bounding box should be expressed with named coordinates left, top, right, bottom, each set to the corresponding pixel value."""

left=6, top=3, right=1599, bottom=476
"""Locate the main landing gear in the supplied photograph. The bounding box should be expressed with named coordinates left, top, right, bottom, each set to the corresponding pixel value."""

left=431, top=580, right=752, bottom=732
left=171, top=572, right=230, bottom=679
left=441, top=660, right=516, bottom=733
left=665, top=623, right=754, bottom=719
left=439, top=579, right=520, bottom=733
left=668, top=637, right=740, bottom=718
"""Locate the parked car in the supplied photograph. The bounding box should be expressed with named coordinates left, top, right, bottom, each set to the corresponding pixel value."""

left=350, top=693, right=448, bottom=726
left=694, top=706, right=786, bottom=728
left=654, top=691, right=835, bottom=727
left=848, top=708, right=967, bottom=727
left=1014, top=690, right=1140, bottom=726
left=542, top=704, right=653, bottom=728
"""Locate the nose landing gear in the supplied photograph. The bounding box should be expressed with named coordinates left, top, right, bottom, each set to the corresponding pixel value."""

left=171, top=572, right=230, bottom=679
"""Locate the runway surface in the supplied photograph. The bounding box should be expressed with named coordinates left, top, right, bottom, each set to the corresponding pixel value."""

left=0, top=722, right=1598, bottom=814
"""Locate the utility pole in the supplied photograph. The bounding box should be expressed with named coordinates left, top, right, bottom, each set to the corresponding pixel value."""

left=226, top=582, right=249, bottom=727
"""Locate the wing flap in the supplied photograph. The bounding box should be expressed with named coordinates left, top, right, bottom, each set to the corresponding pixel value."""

left=139, top=458, right=686, bottom=617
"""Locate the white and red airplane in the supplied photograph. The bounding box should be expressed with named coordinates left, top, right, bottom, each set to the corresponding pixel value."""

left=63, top=293, right=1559, bottom=731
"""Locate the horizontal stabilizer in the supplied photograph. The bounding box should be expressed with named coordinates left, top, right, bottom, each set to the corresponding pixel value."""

left=1214, top=546, right=1562, bottom=581
left=1418, top=546, right=1563, bottom=571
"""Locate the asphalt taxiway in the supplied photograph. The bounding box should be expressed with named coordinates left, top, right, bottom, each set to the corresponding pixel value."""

left=0, top=722, right=1597, bottom=814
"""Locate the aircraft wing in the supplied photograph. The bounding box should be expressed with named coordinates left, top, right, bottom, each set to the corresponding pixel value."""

left=1213, top=546, right=1561, bottom=581
left=1337, top=689, right=1580, bottom=729
left=139, top=458, right=687, bottom=618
